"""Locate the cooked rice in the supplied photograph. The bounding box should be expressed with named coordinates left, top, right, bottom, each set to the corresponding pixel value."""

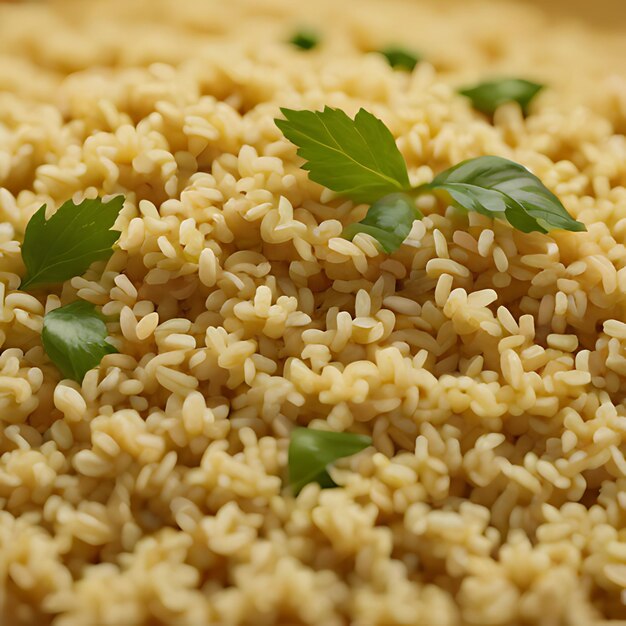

left=1, top=0, right=626, bottom=624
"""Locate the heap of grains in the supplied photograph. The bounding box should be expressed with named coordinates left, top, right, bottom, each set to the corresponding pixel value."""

left=1, top=0, right=626, bottom=624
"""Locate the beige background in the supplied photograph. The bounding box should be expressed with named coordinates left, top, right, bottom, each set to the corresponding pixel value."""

left=521, top=0, right=625, bottom=28
left=0, top=0, right=624, bottom=21
left=1, top=0, right=625, bottom=28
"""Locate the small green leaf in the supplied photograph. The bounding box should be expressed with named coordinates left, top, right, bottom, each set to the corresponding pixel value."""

left=343, top=192, right=421, bottom=253
left=42, top=301, right=118, bottom=382
left=289, top=29, right=320, bottom=50
left=275, top=107, right=410, bottom=204
left=459, top=78, right=544, bottom=116
left=288, top=428, right=372, bottom=494
left=20, top=196, right=124, bottom=290
left=378, top=46, right=421, bottom=71
left=423, top=155, right=586, bottom=233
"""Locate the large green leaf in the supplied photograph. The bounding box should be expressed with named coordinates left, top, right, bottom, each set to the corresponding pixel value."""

left=42, top=301, right=118, bottom=382
left=424, top=156, right=586, bottom=233
left=20, top=196, right=124, bottom=290
left=275, top=107, right=410, bottom=203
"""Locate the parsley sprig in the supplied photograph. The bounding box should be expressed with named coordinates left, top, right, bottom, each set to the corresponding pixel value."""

left=419, top=156, right=585, bottom=234
left=289, top=29, right=320, bottom=51
left=288, top=428, right=372, bottom=494
left=17, top=196, right=125, bottom=382
left=20, top=196, right=123, bottom=290
left=275, top=106, right=585, bottom=252
left=42, top=301, right=118, bottom=382
left=378, top=46, right=421, bottom=71
left=459, top=78, right=544, bottom=116
left=275, top=107, right=410, bottom=203
left=343, top=192, right=422, bottom=253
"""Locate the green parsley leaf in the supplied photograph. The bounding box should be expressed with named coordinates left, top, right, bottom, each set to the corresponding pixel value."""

left=459, top=78, right=544, bottom=116
left=343, top=192, right=421, bottom=253
left=277, top=107, right=584, bottom=244
left=42, top=301, right=118, bottom=382
left=422, top=155, right=586, bottom=233
left=378, top=46, right=421, bottom=71
left=288, top=428, right=372, bottom=494
left=289, top=29, right=320, bottom=50
left=275, top=107, right=410, bottom=204
left=20, top=196, right=124, bottom=290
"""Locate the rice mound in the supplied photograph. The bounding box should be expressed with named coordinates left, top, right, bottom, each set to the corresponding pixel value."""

left=1, top=0, right=626, bottom=624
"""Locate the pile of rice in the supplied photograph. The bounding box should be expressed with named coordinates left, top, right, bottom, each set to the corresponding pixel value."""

left=2, top=0, right=626, bottom=623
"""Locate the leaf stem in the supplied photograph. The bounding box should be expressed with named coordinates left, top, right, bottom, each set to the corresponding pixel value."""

left=408, top=183, right=431, bottom=198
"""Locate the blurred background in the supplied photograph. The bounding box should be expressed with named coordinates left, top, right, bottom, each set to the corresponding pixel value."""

left=523, top=0, right=625, bottom=27
left=0, top=0, right=625, bottom=27
left=0, top=0, right=625, bottom=29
